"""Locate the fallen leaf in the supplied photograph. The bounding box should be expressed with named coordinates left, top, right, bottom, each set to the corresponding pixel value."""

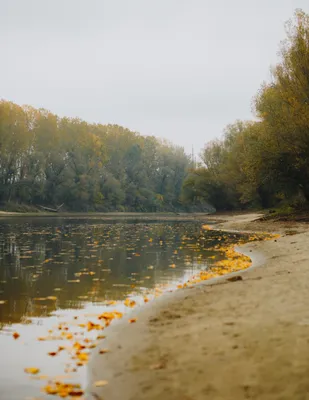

left=13, top=332, right=20, bottom=339
left=129, top=318, right=137, bottom=323
left=150, top=362, right=166, bottom=370
left=24, top=367, right=40, bottom=375
left=227, top=275, right=243, bottom=282
left=99, top=349, right=109, bottom=354
left=124, top=298, right=136, bottom=308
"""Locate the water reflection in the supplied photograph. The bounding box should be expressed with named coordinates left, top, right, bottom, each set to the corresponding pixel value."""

left=0, top=219, right=217, bottom=326
left=0, top=218, right=246, bottom=399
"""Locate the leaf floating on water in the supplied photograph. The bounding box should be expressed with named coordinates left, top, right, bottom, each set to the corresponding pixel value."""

left=129, top=318, right=137, bottom=323
left=48, top=351, right=58, bottom=357
left=87, top=321, right=103, bottom=331
left=77, top=352, right=89, bottom=362
left=24, top=367, right=40, bottom=375
left=94, top=380, right=108, bottom=387
left=46, top=296, right=57, bottom=301
left=124, top=298, right=136, bottom=308
left=67, top=279, right=80, bottom=283
left=13, top=332, right=20, bottom=339
left=96, top=334, right=106, bottom=340
left=43, top=382, right=83, bottom=397
left=0, top=300, right=7, bottom=305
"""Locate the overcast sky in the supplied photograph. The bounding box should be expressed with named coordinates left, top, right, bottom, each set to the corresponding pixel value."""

left=1, top=0, right=309, bottom=153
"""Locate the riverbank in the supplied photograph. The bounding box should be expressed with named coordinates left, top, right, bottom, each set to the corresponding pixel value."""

left=0, top=211, right=212, bottom=221
left=88, top=212, right=309, bottom=400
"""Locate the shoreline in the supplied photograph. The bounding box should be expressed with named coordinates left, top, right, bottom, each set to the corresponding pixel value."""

left=0, top=211, right=213, bottom=221
left=87, top=213, right=309, bottom=400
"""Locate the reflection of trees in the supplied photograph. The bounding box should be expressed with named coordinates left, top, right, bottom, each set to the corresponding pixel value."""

left=0, top=220, right=243, bottom=327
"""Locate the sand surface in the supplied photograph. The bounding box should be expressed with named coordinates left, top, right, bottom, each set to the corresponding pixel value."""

left=88, top=213, right=309, bottom=400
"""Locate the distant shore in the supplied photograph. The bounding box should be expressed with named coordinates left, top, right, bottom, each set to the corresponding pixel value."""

left=87, top=212, right=309, bottom=400
left=0, top=211, right=214, bottom=221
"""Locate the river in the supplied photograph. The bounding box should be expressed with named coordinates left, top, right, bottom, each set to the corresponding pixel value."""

left=0, top=217, right=246, bottom=399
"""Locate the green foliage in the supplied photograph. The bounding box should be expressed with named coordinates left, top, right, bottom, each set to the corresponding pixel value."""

left=0, top=100, right=202, bottom=212
left=183, top=9, right=309, bottom=211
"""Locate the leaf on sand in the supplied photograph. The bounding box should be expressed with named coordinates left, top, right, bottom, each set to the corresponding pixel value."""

left=150, top=361, right=166, bottom=370
left=24, top=367, right=40, bottom=375
left=227, top=275, right=243, bottom=282
left=94, top=380, right=108, bottom=387
left=99, top=349, right=109, bottom=354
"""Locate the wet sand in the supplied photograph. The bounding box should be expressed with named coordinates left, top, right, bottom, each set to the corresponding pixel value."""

left=88, top=213, right=309, bottom=400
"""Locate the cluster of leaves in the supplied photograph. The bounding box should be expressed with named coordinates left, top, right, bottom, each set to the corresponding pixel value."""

left=0, top=101, right=204, bottom=212
left=183, top=9, right=309, bottom=211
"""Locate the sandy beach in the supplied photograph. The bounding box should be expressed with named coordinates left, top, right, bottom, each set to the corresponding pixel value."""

left=88, top=212, right=309, bottom=400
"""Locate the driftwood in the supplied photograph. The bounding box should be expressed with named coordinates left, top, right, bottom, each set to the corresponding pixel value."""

left=38, top=203, right=64, bottom=213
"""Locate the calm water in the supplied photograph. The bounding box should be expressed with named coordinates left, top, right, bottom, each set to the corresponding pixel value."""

left=0, top=218, right=244, bottom=399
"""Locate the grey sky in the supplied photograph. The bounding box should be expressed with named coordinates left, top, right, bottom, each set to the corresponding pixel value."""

left=1, top=0, right=309, bottom=153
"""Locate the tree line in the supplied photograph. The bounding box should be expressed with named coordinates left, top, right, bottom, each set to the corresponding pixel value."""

left=183, top=10, right=309, bottom=211
left=0, top=100, right=204, bottom=212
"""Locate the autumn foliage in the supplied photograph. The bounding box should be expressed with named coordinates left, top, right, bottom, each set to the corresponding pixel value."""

left=183, top=10, right=309, bottom=211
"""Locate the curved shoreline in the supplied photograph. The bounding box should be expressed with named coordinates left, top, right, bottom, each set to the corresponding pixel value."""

left=86, top=213, right=293, bottom=400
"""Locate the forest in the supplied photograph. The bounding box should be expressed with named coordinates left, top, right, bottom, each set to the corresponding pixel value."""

left=184, top=10, right=309, bottom=212
left=0, top=101, right=199, bottom=212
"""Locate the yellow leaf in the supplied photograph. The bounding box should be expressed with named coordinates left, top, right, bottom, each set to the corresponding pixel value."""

left=24, top=367, right=40, bottom=375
